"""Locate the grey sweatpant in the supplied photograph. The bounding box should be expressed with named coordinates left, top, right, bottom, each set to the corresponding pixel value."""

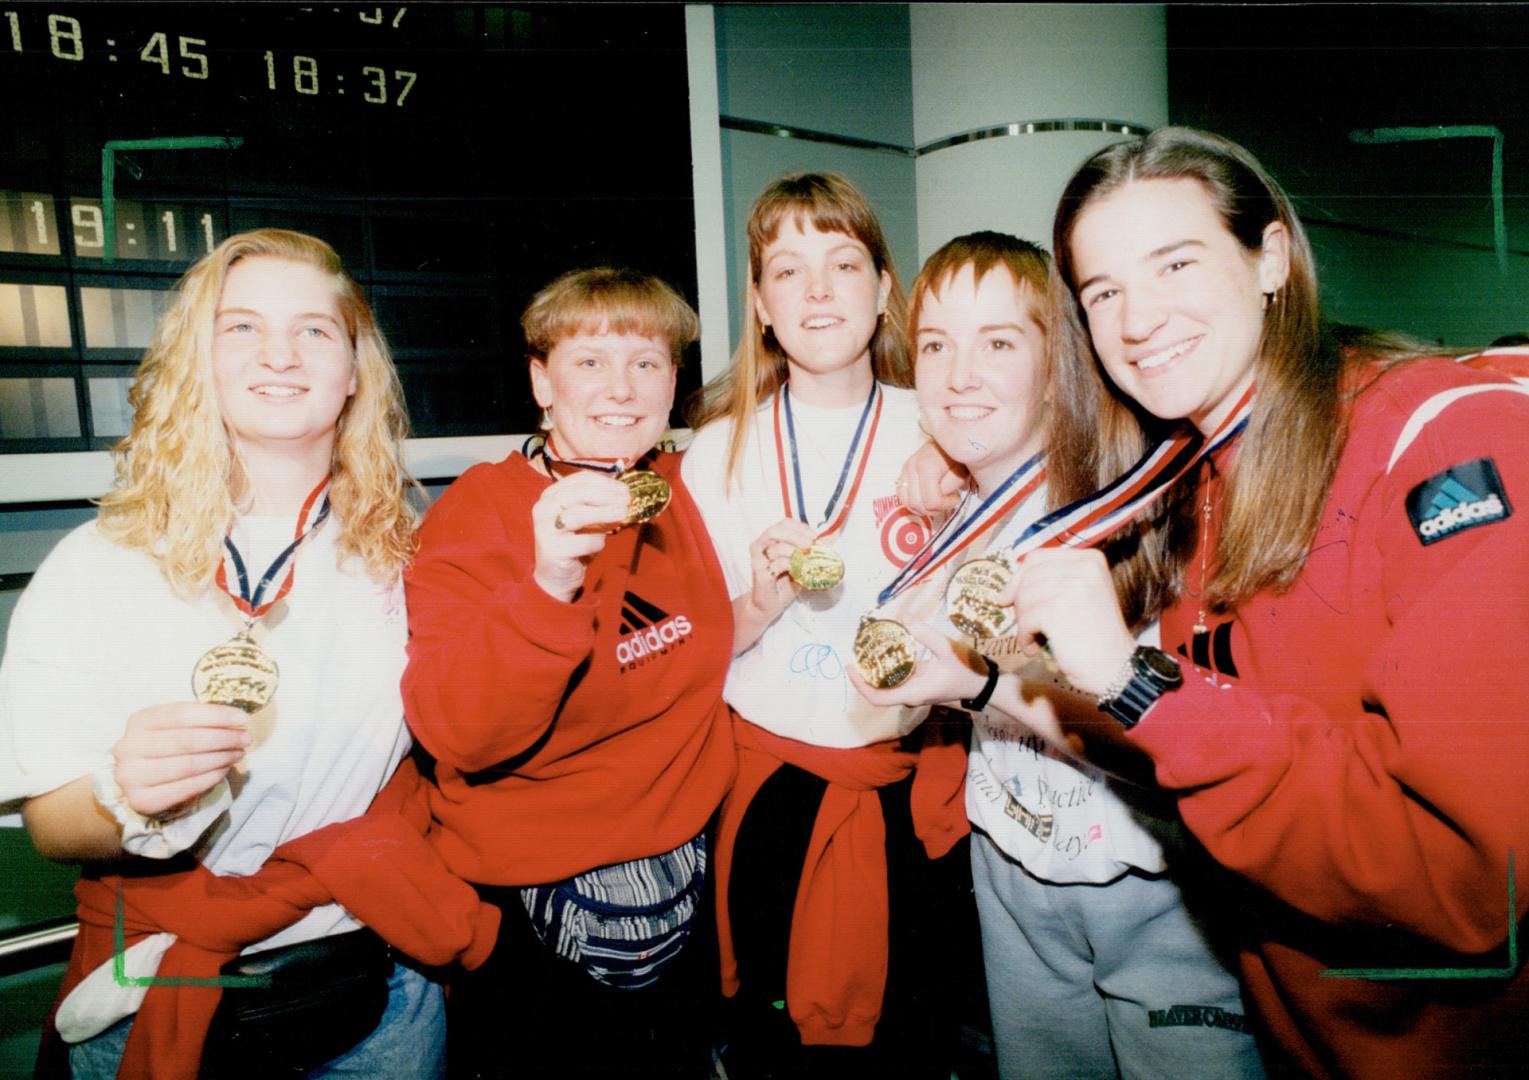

left=972, top=830, right=1265, bottom=1079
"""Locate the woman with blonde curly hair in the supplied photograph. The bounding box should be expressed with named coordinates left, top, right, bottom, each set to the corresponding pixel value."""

left=1, top=229, right=495, bottom=1079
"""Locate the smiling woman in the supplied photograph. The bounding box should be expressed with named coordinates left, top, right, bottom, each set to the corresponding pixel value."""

left=401, top=267, right=737, bottom=1079
left=211, top=257, right=359, bottom=460
left=0, top=229, right=496, bottom=1079
left=1017, top=127, right=1529, bottom=1076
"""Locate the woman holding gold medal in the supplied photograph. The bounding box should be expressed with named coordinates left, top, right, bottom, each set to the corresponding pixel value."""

left=0, top=230, right=497, bottom=1078
left=853, top=231, right=1261, bottom=1079
left=883, top=128, right=1529, bottom=1076
left=401, top=268, right=736, bottom=1079
left=682, top=174, right=972, bottom=1079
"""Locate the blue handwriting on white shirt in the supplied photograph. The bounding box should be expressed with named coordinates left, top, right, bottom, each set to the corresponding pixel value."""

left=789, top=642, right=850, bottom=711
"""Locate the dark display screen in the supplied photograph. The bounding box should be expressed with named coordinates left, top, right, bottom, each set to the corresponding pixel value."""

left=0, top=3, right=700, bottom=451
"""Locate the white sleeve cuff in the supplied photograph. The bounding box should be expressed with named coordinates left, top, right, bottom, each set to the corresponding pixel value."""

left=91, top=765, right=230, bottom=859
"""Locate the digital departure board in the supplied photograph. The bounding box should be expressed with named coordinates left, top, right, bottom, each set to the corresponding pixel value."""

left=0, top=3, right=701, bottom=453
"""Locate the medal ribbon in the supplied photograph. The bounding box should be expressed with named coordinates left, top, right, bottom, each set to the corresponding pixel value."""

left=215, top=477, right=332, bottom=620
left=774, top=380, right=883, bottom=541
left=875, top=449, right=1047, bottom=608
left=539, top=433, right=629, bottom=477
left=1003, top=384, right=1256, bottom=562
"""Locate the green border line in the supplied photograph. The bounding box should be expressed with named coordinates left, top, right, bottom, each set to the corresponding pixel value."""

left=1322, top=851, right=1518, bottom=981
left=1349, top=125, right=1507, bottom=274
left=100, top=136, right=243, bottom=264
left=112, top=881, right=271, bottom=989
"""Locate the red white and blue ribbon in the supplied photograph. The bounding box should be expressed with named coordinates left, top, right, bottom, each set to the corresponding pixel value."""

left=774, top=380, right=883, bottom=541
left=216, top=477, right=332, bottom=621
left=875, top=449, right=1047, bottom=608
left=1002, top=384, right=1256, bottom=561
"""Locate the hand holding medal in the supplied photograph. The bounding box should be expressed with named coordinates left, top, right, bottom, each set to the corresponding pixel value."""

left=531, top=469, right=636, bottom=602
left=850, top=450, right=1045, bottom=689
left=111, top=700, right=251, bottom=818
left=941, top=385, right=1258, bottom=654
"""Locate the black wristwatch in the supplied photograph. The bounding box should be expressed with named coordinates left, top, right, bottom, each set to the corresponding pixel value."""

left=1097, top=646, right=1183, bottom=729
left=961, top=656, right=1001, bottom=713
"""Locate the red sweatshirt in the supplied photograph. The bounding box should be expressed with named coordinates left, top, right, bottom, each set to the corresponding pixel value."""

left=402, top=451, right=736, bottom=885
left=1135, top=356, right=1529, bottom=1077
left=40, top=760, right=498, bottom=1080
left=713, top=712, right=969, bottom=1046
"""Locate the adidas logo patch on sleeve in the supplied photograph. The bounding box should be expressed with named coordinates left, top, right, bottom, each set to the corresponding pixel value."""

left=1406, top=457, right=1512, bottom=545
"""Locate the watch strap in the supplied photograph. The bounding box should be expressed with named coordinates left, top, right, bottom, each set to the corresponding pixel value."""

left=961, top=656, right=1001, bottom=713
left=1098, top=646, right=1181, bottom=730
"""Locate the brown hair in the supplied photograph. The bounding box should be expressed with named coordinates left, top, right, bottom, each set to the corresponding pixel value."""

left=1048, top=127, right=1423, bottom=623
left=97, top=228, right=418, bottom=594
left=910, top=230, right=1051, bottom=338
left=522, top=266, right=699, bottom=366
left=686, top=173, right=910, bottom=484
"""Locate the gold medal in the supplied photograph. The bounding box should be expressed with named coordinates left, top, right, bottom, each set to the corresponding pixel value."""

left=788, top=542, right=845, bottom=591
left=853, top=617, right=917, bottom=690
left=192, top=628, right=279, bottom=713
left=945, top=556, right=1017, bottom=639
left=618, top=469, right=671, bottom=527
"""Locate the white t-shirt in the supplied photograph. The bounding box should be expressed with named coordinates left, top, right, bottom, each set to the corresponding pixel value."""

left=947, top=484, right=1176, bottom=884
left=0, top=516, right=410, bottom=1038
left=682, top=383, right=936, bottom=747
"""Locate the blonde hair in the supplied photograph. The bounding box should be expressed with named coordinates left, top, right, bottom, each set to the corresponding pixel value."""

left=1047, top=127, right=1429, bottom=622
left=522, top=266, right=699, bottom=366
left=687, top=173, right=911, bottom=484
left=97, top=229, right=419, bottom=594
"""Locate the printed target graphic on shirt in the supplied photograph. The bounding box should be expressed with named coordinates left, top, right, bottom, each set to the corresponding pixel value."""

left=879, top=503, right=934, bottom=567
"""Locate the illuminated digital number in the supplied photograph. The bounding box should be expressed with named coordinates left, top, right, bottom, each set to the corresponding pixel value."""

left=72, top=205, right=104, bottom=249
left=362, top=66, right=386, bottom=104
left=160, top=211, right=177, bottom=255
left=201, top=213, right=215, bottom=255
left=394, top=70, right=416, bottom=106
left=293, top=55, right=318, bottom=95
left=5, top=11, right=20, bottom=52
left=264, top=50, right=275, bottom=90
left=141, top=31, right=168, bottom=73
left=47, top=14, right=81, bottom=61
left=145, top=34, right=206, bottom=79
left=30, top=200, right=48, bottom=245
left=358, top=7, right=407, bottom=27
left=180, top=36, right=207, bottom=79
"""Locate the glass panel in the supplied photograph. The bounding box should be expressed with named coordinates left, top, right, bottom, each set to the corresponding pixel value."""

left=0, top=284, right=71, bottom=347
left=79, top=287, right=173, bottom=349
left=0, top=192, right=61, bottom=256
left=87, top=375, right=134, bottom=438
left=0, top=378, right=79, bottom=439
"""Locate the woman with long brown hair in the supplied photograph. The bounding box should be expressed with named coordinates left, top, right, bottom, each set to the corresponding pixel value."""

left=682, top=174, right=971, bottom=1079
left=1001, top=128, right=1529, bottom=1076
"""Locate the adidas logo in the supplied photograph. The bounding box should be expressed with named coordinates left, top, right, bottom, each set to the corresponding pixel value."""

left=1420, top=476, right=1505, bottom=538
left=615, top=592, right=693, bottom=670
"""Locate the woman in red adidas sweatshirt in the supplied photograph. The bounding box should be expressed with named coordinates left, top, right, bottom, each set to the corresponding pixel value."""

left=401, top=268, right=736, bottom=1079
left=984, top=128, right=1529, bottom=1076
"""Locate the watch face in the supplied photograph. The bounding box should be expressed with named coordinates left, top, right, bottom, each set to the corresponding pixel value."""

left=1137, top=647, right=1184, bottom=687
